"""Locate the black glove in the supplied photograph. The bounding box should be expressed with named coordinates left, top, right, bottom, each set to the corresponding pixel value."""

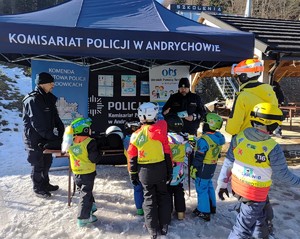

left=130, top=173, right=140, bottom=186
left=43, top=138, right=63, bottom=150
left=38, top=143, right=46, bottom=150
left=218, top=188, right=229, bottom=201
left=165, top=154, right=173, bottom=184
left=166, top=172, right=173, bottom=184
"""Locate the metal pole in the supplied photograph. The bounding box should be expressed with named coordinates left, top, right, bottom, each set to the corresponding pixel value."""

left=244, top=0, right=252, bottom=17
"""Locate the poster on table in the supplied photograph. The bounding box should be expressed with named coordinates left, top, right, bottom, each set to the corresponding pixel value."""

left=149, top=65, right=189, bottom=118
left=31, top=59, right=89, bottom=167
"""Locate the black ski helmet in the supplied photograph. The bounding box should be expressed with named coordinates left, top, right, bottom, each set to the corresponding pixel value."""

left=165, top=114, right=184, bottom=133
left=124, top=120, right=141, bottom=135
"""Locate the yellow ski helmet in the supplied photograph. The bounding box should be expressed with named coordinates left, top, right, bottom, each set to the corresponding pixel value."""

left=250, top=103, right=284, bottom=126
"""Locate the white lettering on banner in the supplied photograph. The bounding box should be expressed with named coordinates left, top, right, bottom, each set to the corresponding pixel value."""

left=49, top=68, right=86, bottom=82
left=108, top=101, right=138, bottom=111
left=8, top=33, right=222, bottom=53
left=86, top=38, right=130, bottom=49
left=53, top=75, right=68, bottom=80
left=108, top=113, right=134, bottom=118
left=51, top=74, right=86, bottom=82
left=9, top=33, right=83, bottom=47
left=133, top=40, right=144, bottom=49
left=68, top=76, right=86, bottom=81
left=145, top=41, right=220, bottom=52
left=55, top=82, right=83, bottom=87
left=49, top=68, right=75, bottom=74
left=114, top=119, right=126, bottom=124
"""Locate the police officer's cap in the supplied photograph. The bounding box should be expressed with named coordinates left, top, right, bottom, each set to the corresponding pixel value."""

left=35, top=72, right=54, bottom=85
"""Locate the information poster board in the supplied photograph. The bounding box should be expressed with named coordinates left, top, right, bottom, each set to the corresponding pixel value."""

left=89, top=71, right=149, bottom=133
left=121, top=75, right=136, bottom=96
left=149, top=65, right=189, bottom=118
left=98, top=75, right=114, bottom=97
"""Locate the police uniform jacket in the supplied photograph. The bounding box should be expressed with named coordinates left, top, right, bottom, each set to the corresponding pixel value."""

left=22, top=86, right=64, bottom=150
left=162, top=91, right=206, bottom=135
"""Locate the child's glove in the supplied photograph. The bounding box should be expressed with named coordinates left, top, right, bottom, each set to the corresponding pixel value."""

left=216, top=185, right=230, bottom=201
left=188, top=135, right=196, bottom=148
left=190, top=165, right=197, bottom=180
left=130, top=173, right=140, bottom=186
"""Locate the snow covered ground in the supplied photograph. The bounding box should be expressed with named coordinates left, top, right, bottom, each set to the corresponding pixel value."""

left=1, top=63, right=300, bottom=239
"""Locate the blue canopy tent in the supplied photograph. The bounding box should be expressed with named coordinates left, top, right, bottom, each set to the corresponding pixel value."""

left=0, top=0, right=255, bottom=165
left=0, top=0, right=254, bottom=72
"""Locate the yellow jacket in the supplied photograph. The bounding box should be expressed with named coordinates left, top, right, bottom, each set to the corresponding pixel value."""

left=226, top=80, right=277, bottom=136
left=69, top=137, right=96, bottom=175
left=232, top=130, right=277, bottom=201
left=130, top=124, right=165, bottom=164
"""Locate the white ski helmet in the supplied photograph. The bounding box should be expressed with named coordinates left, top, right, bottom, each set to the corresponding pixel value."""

left=138, top=102, right=159, bottom=123
left=231, top=59, right=264, bottom=83
left=105, top=125, right=124, bottom=139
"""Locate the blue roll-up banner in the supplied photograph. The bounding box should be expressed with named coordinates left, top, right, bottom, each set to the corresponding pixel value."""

left=31, top=59, right=89, bottom=167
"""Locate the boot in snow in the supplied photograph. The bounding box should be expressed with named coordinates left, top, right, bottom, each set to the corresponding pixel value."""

left=77, top=215, right=98, bottom=227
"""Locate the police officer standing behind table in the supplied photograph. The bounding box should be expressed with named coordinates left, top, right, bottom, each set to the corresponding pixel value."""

left=23, top=72, right=64, bottom=198
left=162, top=77, right=206, bottom=135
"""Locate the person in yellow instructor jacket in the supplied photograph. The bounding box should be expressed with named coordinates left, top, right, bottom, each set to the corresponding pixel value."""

left=225, top=59, right=277, bottom=136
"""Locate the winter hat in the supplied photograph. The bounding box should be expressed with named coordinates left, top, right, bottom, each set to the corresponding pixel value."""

left=178, top=77, right=190, bottom=88
left=35, top=72, right=54, bottom=85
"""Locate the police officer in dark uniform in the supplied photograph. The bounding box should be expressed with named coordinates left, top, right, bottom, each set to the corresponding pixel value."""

left=23, top=72, right=64, bottom=198
left=162, top=77, right=206, bottom=135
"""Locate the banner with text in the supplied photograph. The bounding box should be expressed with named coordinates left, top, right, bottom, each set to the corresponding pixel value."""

left=31, top=59, right=89, bottom=126
left=89, top=71, right=149, bottom=133
left=149, top=65, right=189, bottom=118
left=0, top=23, right=254, bottom=62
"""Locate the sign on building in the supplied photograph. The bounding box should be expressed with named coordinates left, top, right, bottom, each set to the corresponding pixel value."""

left=169, top=4, right=222, bottom=21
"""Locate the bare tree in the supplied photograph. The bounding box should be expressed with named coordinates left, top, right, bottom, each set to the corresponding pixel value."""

left=1, top=0, right=299, bottom=20
left=253, top=0, right=300, bottom=20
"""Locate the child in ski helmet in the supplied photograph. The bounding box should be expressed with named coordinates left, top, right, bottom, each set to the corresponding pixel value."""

left=127, top=102, right=172, bottom=238
left=191, top=113, right=225, bottom=221
left=67, top=117, right=102, bottom=227
left=123, top=119, right=144, bottom=216
left=217, top=103, right=300, bottom=238
left=165, top=114, right=192, bottom=220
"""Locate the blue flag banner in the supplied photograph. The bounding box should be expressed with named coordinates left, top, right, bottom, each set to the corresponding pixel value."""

left=31, top=59, right=89, bottom=167
left=31, top=59, right=89, bottom=125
